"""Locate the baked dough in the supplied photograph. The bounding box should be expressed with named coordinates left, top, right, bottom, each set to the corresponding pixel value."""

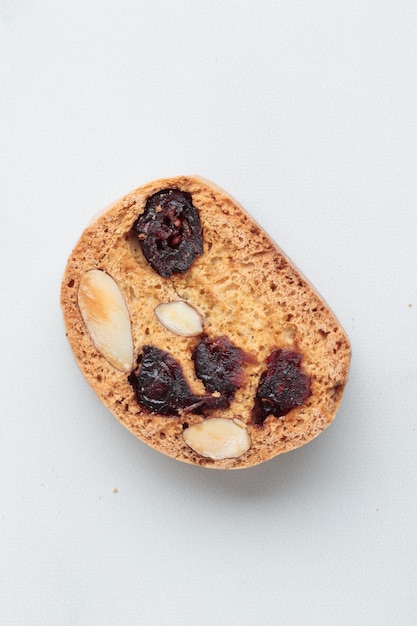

left=61, top=176, right=351, bottom=469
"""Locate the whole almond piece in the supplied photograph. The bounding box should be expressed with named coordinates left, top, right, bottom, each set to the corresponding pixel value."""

left=183, top=418, right=251, bottom=460
left=78, top=270, right=134, bottom=372
left=154, top=300, right=203, bottom=336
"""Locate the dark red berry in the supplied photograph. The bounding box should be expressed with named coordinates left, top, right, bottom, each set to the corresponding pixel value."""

left=132, top=189, right=203, bottom=277
left=252, top=349, right=310, bottom=425
left=128, top=345, right=228, bottom=416
left=193, top=335, right=247, bottom=400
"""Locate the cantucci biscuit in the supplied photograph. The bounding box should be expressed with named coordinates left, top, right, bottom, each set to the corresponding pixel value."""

left=61, top=176, right=351, bottom=469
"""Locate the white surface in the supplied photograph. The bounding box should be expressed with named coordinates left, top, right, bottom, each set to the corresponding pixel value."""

left=1, top=1, right=416, bottom=624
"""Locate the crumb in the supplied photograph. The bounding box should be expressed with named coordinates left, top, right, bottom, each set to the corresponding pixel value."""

left=112, top=487, right=118, bottom=494
left=408, top=303, right=413, bottom=308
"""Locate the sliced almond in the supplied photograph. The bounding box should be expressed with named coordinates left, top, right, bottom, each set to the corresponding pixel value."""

left=154, top=300, right=203, bottom=337
left=183, top=418, right=251, bottom=460
left=78, top=270, right=134, bottom=372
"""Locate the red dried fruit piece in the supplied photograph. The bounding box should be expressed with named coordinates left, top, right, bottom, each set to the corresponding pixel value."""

left=132, top=189, right=203, bottom=277
left=252, top=349, right=310, bottom=425
left=128, top=345, right=228, bottom=416
left=193, top=335, right=249, bottom=400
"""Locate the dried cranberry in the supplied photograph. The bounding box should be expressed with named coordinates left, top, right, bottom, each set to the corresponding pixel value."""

left=193, top=335, right=248, bottom=400
left=252, top=349, right=310, bottom=425
left=128, top=345, right=228, bottom=416
left=132, top=189, right=203, bottom=277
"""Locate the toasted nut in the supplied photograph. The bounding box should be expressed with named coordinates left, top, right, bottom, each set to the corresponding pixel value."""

left=154, top=300, right=203, bottom=337
left=183, top=418, right=251, bottom=460
left=78, top=270, right=134, bottom=372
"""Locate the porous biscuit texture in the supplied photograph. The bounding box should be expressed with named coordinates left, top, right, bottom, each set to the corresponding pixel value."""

left=61, top=176, right=351, bottom=469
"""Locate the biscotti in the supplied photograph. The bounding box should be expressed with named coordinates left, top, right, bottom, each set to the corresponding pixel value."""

left=61, top=176, right=351, bottom=469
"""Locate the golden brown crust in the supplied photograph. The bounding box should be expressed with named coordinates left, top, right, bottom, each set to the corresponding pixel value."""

left=61, top=176, right=351, bottom=469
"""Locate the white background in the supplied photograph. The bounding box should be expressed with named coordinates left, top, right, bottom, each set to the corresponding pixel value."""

left=1, top=1, right=416, bottom=624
